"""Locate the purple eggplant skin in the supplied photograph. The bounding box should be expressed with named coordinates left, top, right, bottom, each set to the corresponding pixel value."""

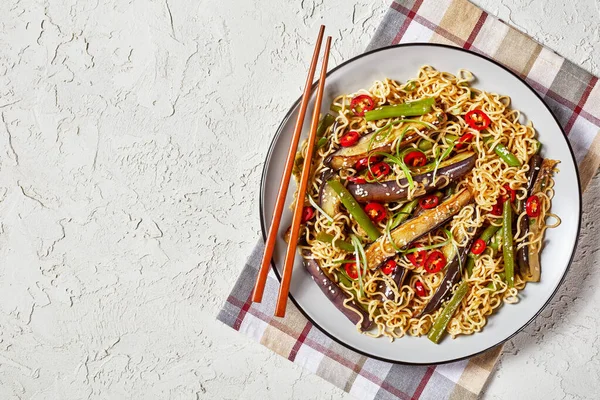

left=346, top=153, right=476, bottom=203
left=526, top=155, right=543, bottom=194
left=318, top=171, right=341, bottom=217
left=376, top=264, right=407, bottom=301
left=302, top=253, right=373, bottom=331
left=419, top=240, right=472, bottom=317
left=517, top=155, right=543, bottom=273
left=516, top=215, right=529, bottom=273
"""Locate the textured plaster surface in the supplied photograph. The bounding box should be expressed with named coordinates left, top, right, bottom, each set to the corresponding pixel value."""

left=0, top=0, right=598, bottom=399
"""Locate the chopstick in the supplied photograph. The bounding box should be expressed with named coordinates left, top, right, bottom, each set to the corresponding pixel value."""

left=275, top=36, right=332, bottom=317
left=251, top=25, right=326, bottom=303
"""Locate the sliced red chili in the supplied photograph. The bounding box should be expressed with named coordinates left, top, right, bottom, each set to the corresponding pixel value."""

left=302, top=206, right=315, bottom=222
left=526, top=195, right=540, bottom=218
left=465, top=109, right=491, bottom=131
left=501, top=184, right=516, bottom=203
left=340, top=131, right=360, bottom=147
left=364, top=202, right=387, bottom=223
left=407, top=244, right=427, bottom=268
left=350, top=94, right=375, bottom=117
left=344, top=262, right=359, bottom=280
left=419, top=194, right=439, bottom=210
left=355, top=156, right=381, bottom=171
left=414, top=280, right=427, bottom=297
left=455, top=133, right=474, bottom=150
left=471, top=239, right=486, bottom=255
left=403, top=150, right=427, bottom=167
left=367, top=162, right=391, bottom=180
left=347, top=176, right=367, bottom=184
left=490, top=199, right=503, bottom=216
left=424, top=250, right=446, bottom=273
left=381, top=259, right=397, bottom=275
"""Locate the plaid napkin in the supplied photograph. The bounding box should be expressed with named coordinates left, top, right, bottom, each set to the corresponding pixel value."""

left=218, top=0, right=600, bottom=398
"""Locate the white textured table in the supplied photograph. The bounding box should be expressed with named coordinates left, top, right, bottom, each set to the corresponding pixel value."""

left=0, top=0, right=599, bottom=398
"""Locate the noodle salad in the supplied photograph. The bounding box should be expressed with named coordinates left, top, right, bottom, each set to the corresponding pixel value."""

left=290, top=66, right=560, bottom=343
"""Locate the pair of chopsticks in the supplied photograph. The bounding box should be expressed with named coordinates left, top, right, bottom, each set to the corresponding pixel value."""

left=252, top=25, right=332, bottom=317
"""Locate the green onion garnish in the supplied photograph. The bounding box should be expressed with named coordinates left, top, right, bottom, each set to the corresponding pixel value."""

left=433, top=143, right=455, bottom=183
left=308, top=195, right=334, bottom=223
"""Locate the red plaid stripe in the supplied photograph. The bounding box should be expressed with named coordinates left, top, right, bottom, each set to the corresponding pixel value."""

left=231, top=294, right=253, bottom=330
left=464, top=12, right=487, bottom=49
left=288, top=321, right=312, bottom=361
left=526, top=78, right=600, bottom=129
left=564, top=76, right=599, bottom=134
left=411, top=366, right=435, bottom=399
left=391, top=2, right=483, bottom=52
left=391, top=0, right=425, bottom=44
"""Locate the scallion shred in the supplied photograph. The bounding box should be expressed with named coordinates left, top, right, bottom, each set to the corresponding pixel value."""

left=308, top=195, right=334, bottom=223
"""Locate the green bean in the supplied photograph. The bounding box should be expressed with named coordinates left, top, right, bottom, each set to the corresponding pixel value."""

left=502, top=201, right=515, bottom=288
left=418, top=139, right=434, bottom=151
left=327, top=180, right=381, bottom=241
left=480, top=224, right=501, bottom=243
left=533, top=139, right=542, bottom=155
left=391, top=199, right=419, bottom=229
left=330, top=104, right=342, bottom=113
left=428, top=280, right=469, bottom=344
left=495, top=144, right=521, bottom=167
left=465, top=257, right=475, bottom=277
left=317, top=113, right=336, bottom=138
left=364, top=98, right=435, bottom=121
left=483, top=136, right=521, bottom=167
left=317, top=137, right=328, bottom=148
left=315, top=232, right=355, bottom=252
left=445, top=134, right=458, bottom=144
left=403, top=81, right=417, bottom=92
left=337, top=270, right=353, bottom=288
left=489, top=227, right=504, bottom=252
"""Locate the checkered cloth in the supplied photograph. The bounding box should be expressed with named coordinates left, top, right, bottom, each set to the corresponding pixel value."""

left=217, top=0, right=600, bottom=398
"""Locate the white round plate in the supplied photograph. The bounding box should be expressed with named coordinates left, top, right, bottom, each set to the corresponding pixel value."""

left=260, top=44, right=581, bottom=364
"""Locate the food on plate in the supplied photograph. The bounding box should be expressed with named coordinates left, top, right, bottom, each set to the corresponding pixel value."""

left=290, top=66, right=560, bottom=343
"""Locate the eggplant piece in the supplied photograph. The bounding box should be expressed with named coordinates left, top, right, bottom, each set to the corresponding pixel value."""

left=365, top=189, right=474, bottom=269
left=318, top=172, right=341, bottom=217
left=526, top=155, right=543, bottom=194
left=516, top=154, right=543, bottom=272
left=376, top=264, right=408, bottom=301
left=516, top=214, right=530, bottom=273
left=302, top=252, right=373, bottom=331
left=523, top=159, right=559, bottom=282
left=347, top=152, right=475, bottom=203
left=419, top=240, right=472, bottom=317
left=325, top=112, right=447, bottom=171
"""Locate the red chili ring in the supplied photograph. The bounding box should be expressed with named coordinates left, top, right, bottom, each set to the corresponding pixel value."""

left=526, top=195, right=541, bottom=218
left=465, top=109, right=491, bottom=131
left=364, top=202, right=387, bottom=223
left=403, top=151, right=427, bottom=167
left=340, top=131, right=360, bottom=147
left=424, top=250, right=446, bottom=273
left=350, top=94, right=375, bottom=117
left=471, top=239, right=486, bottom=255
left=381, top=259, right=397, bottom=275
left=301, top=206, right=315, bottom=222
left=419, top=194, right=440, bottom=210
